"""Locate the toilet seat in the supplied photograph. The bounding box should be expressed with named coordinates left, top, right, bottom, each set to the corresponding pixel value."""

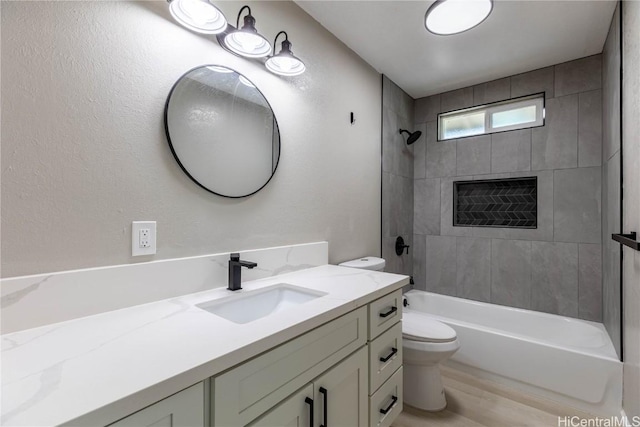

left=402, top=311, right=457, bottom=343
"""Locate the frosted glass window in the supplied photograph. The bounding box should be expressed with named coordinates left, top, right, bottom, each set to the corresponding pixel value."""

left=441, top=111, right=485, bottom=139
left=438, top=94, right=544, bottom=141
left=492, top=105, right=536, bottom=128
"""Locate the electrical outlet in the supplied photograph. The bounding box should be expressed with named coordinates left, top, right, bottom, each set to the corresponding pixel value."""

left=132, top=221, right=156, bottom=256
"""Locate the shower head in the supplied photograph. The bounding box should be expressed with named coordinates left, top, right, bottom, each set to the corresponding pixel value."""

left=399, top=128, right=422, bottom=145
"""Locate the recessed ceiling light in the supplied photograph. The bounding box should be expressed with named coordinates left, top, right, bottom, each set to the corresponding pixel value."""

left=425, top=0, right=493, bottom=36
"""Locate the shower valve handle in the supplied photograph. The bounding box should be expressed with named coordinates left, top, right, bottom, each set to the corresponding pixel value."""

left=395, top=236, right=410, bottom=256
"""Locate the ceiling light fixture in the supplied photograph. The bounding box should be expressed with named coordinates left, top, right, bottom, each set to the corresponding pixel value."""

left=425, top=0, right=493, bottom=36
left=265, top=31, right=306, bottom=76
left=168, top=0, right=228, bottom=35
left=222, top=5, right=272, bottom=58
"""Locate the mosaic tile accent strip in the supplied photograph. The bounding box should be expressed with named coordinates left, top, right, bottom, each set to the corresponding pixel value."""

left=454, top=177, right=537, bottom=228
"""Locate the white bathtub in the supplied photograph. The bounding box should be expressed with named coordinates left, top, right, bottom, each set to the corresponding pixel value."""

left=404, top=290, right=622, bottom=416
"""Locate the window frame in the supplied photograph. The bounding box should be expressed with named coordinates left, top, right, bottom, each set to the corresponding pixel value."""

left=437, top=93, right=545, bottom=141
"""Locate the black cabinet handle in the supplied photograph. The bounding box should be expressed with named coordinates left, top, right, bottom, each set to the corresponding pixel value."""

left=379, top=306, right=397, bottom=318
left=379, top=347, right=398, bottom=363
left=379, top=395, right=398, bottom=415
left=319, top=387, right=328, bottom=427
left=305, top=397, right=314, bottom=427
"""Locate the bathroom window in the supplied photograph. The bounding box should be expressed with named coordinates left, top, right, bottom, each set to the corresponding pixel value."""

left=438, top=94, right=544, bottom=141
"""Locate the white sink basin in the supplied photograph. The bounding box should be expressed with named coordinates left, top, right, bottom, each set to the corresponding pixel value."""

left=197, top=283, right=327, bottom=324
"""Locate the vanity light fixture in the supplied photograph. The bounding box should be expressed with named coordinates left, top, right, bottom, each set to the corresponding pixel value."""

left=425, top=0, right=493, bottom=35
left=168, top=0, right=228, bottom=34
left=222, top=5, right=272, bottom=58
left=265, top=31, right=306, bottom=76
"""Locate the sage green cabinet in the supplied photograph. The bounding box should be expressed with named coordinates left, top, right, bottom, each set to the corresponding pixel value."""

left=249, top=347, right=368, bottom=427
left=108, top=383, right=204, bottom=427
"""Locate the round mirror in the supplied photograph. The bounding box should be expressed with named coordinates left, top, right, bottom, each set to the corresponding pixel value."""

left=165, top=65, right=280, bottom=198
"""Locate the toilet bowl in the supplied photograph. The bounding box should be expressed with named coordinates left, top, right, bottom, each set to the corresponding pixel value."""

left=402, top=309, right=460, bottom=411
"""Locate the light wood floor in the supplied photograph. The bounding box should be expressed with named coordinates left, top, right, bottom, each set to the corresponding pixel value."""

left=392, top=365, right=595, bottom=427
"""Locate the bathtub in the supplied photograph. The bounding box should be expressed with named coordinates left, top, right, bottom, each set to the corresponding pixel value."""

left=403, top=290, right=622, bottom=416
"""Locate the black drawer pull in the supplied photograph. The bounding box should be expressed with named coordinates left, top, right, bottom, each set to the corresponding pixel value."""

left=305, top=397, right=314, bottom=427
left=319, top=387, right=328, bottom=427
left=379, top=306, right=397, bottom=318
left=379, top=395, right=398, bottom=415
left=379, top=347, right=398, bottom=363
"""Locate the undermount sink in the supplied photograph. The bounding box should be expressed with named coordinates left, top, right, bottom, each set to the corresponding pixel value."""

left=197, top=283, right=327, bottom=324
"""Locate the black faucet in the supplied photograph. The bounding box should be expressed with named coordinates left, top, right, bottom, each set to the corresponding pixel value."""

left=228, top=253, right=258, bottom=291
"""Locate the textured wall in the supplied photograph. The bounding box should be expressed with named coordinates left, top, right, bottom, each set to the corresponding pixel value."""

left=413, top=55, right=603, bottom=321
left=381, top=76, right=414, bottom=277
left=622, top=0, right=640, bottom=419
left=0, top=1, right=382, bottom=277
left=602, top=3, right=622, bottom=359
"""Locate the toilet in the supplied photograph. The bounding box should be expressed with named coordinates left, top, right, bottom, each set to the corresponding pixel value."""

left=338, top=257, right=460, bottom=412
left=402, top=306, right=460, bottom=411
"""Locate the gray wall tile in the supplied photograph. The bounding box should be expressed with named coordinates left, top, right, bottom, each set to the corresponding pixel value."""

left=531, top=241, right=579, bottom=317
left=415, top=94, right=440, bottom=124
left=414, top=178, right=441, bottom=235
left=440, top=176, right=473, bottom=237
left=425, top=235, right=457, bottom=296
left=383, top=75, right=413, bottom=121
left=456, top=135, right=491, bottom=175
left=554, top=167, right=601, bottom=244
left=555, top=54, right=602, bottom=97
left=579, top=243, right=603, bottom=321
left=413, top=122, right=427, bottom=179
left=441, top=87, right=474, bottom=112
left=532, top=95, right=578, bottom=170
left=412, top=234, right=426, bottom=291
left=491, top=129, right=532, bottom=173
left=382, top=235, right=412, bottom=276
left=426, top=139, right=456, bottom=178
left=603, top=7, right=621, bottom=162
left=382, top=172, right=413, bottom=238
left=511, top=66, right=555, bottom=99
left=579, top=89, right=603, bottom=167
left=491, top=239, right=532, bottom=309
left=473, top=77, right=511, bottom=105
left=457, top=237, right=491, bottom=302
left=382, top=107, right=399, bottom=174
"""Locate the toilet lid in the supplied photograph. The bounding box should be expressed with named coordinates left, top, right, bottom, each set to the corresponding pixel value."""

left=402, top=311, right=457, bottom=343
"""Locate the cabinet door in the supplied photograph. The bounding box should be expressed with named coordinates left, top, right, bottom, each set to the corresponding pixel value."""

left=249, top=384, right=314, bottom=427
left=313, top=347, right=368, bottom=427
left=108, top=382, right=204, bottom=427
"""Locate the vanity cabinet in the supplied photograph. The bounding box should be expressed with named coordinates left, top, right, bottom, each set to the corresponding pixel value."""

left=108, top=290, right=403, bottom=427
left=108, top=382, right=205, bottom=427
left=367, top=290, right=403, bottom=427
left=212, top=307, right=367, bottom=426
left=250, top=347, right=368, bottom=427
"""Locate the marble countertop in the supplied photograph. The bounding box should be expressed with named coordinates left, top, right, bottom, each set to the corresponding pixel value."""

left=1, top=265, right=408, bottom=426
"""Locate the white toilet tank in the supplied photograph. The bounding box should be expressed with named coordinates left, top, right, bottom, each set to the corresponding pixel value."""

left=338, top=256, right=386, bottom=272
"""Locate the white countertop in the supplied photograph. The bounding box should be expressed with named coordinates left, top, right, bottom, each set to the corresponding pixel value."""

left=1, top=265, right=408, bottom=426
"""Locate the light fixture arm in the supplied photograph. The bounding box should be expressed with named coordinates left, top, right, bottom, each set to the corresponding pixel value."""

left=273, top=31, right=288, bottom=49
left=236, top=5, right=251, bottom=28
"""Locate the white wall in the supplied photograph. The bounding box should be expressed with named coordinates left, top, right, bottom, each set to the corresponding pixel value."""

left=0, top=1, right=382, bottom=277
left=622, top=0, right=640, bottom=419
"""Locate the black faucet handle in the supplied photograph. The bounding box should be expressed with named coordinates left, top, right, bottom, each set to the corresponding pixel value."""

left=230, top=253, right=240, bottom=261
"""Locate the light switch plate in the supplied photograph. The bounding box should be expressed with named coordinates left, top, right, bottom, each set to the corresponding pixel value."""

left=132, top=221, right=156, bottom=256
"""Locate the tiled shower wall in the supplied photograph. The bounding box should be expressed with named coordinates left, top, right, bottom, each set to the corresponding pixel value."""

left=602, top=3, right=622, bottom=358
left=412, top=55, right=603, bottom=321
left=381, top=76, right=414, bottom=276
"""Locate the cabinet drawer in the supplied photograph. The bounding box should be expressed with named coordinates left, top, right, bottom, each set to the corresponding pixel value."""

left=368, top=290, right=402, bottom=340
left=369, top=367, right=403, bottom=427
left=368, top=322, right=402, bottom=395
left=213, top=307, right=367, bottom=426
